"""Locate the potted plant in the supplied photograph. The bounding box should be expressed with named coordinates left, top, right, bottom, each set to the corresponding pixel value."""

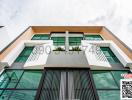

left=54, top=47, right=65, bottom=51
left=70, top=47, right=81, bottom=51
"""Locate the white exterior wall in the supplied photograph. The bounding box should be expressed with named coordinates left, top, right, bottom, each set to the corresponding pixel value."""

left=1, top=40, right=53, bottom=68
left=1, top=36, right=132, bottom=69
left=2, top=41, right=25, bottom=66
left=0, top=27, right=12, bottom=52
left=81, top=40, right=132, bottom=68
left=24, top=41, right=53, bottom=68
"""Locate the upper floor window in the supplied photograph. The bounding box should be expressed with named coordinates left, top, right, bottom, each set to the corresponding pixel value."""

left=85, top=35, right=103, bottom=40
left=51, top=37, right=65, bottom=46
left=69, top=37, right=83, bottom=46
left=15, top=47, right=34, bottom=63
left=100, top=47, right=120, bottom=63
left=32, top=34, right=49, bottom=40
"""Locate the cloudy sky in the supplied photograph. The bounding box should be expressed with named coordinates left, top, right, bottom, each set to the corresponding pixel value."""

left=0, top=0, right=132, bottom=50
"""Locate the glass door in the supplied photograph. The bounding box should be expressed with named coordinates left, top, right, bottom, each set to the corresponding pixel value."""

left=36, top=69, right=99, bottom=100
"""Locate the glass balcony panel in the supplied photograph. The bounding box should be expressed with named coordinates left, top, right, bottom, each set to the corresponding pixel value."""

left=16, top=71, right=42, bottom=89
left=92, top=71, right=118, bottom=89
left=97, top=90, right=120, bottom=100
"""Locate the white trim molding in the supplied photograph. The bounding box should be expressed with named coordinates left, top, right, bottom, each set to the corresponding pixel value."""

left=81, top=40, right=132, bottom=69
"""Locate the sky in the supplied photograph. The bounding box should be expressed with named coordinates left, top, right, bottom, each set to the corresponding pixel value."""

left=0, top=0, right=132, bottom=50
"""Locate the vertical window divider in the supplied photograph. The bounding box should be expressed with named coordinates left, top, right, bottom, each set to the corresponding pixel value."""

left=89, top=70, right=99, bottom=100
left=7, top=71, right=24, bottom=99
left=110, top=71, right=120, bottom=89
left=14, top=71, right=24, bottom=89
left=35, top=69, right=46, bottom=100
left=66, top=70, right=68, bottom=99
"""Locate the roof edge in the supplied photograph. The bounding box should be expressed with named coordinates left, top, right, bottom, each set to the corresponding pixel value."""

left=0, top=26, right=31, bottom=54
left=103, top=26, right=132, bottom=52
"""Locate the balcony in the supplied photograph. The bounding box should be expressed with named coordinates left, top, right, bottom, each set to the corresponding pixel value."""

left=82, top=40, right=132, bottom=69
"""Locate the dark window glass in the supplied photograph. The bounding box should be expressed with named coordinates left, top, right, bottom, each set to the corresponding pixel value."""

left=85, top=35, right=103, bottom=40
left=51, top=37, right=65, bottom=46
left=69, top=37, right=83, bottom=46
left=100, top=47, right=120, bottom=63
left=92, top=70, right=129, bottom=100
left=0, top=69, right=42, bottom=100
left=14, top=47, right=34, bottom=63
left=32, top=34, right=49, bottom=40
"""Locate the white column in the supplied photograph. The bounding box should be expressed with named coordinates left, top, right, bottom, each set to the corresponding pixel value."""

left=59, top=72, right=66, bottom=100
left=65, top=31, right=69, bottom=51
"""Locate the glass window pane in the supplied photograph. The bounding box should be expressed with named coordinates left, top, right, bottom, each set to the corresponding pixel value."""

left=32, top=36, right=41, bottom=40
left=53, top=42, right=58, bottom=46
left=107, top=57, right=116, bottom=63
left=5, top=70, right=23, bottom=88
left=0, top=90, right=12, bottom=100
left=0, top=72, right=9, bottom=88
left=15, top=57, right=28, bottom=62
left=16, top=71, right=42, bottom=89
left=32, top=34, right=49, bottom=40
left=14, top=47, right=34, bottom=63
left=113, top=57, right=120, bottom=63
left=92, top=71, right=118, bottom=89
left=69, top=42, right=76, bottom=46
left=98, top=90, right=120, bottom=100
left=41, top=36, right=49, bottom=40
left=57, top=42, right=65, bottom=46
left=0, top=70, right=23, bottom=89
left=51, top=37, right=65, bottom=46
left=10, top=90, right=37, bottom=100
left=100, top=47, right=115, bottom=57
left=69, top=37, right=82, bottom=46
left=59, top=37, right=65, bottom=42
left=76, top=42, right=81, bottom=45
left=20, top=48, right=33, bottom=56
left=40, top=35, right=49, bottom=40
left=52, top=37, right=65, bottom=42
left=85, top=35, right=103, bottom=40
left=111, top=71, right=129, bottom=86
left=100, top=47, right=121, bottom=63
left=103, top=51, right=111, bottom=57
left=0, top=90, right=36, bottom=100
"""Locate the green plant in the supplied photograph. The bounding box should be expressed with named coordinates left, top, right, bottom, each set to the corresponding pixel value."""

left=71, top=47, right=81, bottom=51
left=54, top=47, right=65, bottom=51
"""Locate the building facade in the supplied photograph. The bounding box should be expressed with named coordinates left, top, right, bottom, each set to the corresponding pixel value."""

left=0, top=26, right=132, bottom=100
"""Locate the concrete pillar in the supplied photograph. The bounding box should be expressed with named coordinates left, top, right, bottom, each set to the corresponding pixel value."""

left=65, top=31, right=69, bottom=51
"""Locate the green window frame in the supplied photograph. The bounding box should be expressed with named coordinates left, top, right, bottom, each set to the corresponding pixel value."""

left=0, top=69, right=42, bottom=100
left=100, top=47, right=120, bottom=63
left=85, top=35, right=103, bottom=40
left=69, top=37, right=83, bottom=46
left=0, top=69, right=130, bottom=100
left=15, top=47, right=34, bottom=63
left=92, top=70, right=129, bottom=100
left=32, top=34, right=49, bottom=40
left=51, top=37, right=65, bottom=46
